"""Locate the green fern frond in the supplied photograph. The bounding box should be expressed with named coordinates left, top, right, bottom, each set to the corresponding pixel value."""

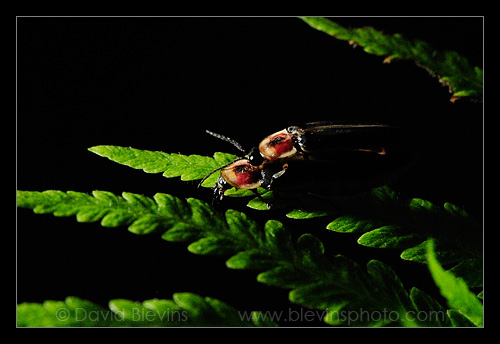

left=88, top=145, right=238, bottom=187
left=18, top=190, right=469, bottom=326
left=17, top=190, right=253, bottom=253
left=281, top=186, right=482, bottom=287
left=299, top=17, right=483, bottom=101
left=86, top=145, right=482, bottom=287
left=426, top=241, right=483, bottom=327
left=17, top=294, right=277, bottom=327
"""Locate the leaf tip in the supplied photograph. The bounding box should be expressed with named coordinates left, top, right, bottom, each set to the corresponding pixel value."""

left=87, top=145, right=108, bottom=156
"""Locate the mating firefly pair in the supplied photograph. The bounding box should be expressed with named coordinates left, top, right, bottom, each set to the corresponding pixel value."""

left=200, top=122, right=408, bottom=203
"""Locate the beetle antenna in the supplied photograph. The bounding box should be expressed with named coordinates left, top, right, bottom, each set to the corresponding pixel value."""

left=197, top=166, right=224, bottom=188
left=205, top=130, right=246, bottom=153
left=197, top=157, right=243, bottom=188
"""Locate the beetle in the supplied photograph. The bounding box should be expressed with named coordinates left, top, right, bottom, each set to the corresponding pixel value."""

left=201, top=122, right=415, bottom=204
left=257, top=122, right=404, bottom=162
left=198, top=156, right=288, bottom=202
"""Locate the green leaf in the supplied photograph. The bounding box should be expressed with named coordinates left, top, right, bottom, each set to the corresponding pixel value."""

left=287, top=209, right=329, bottom=219
left=225, top=209, right=265, bottom=245
left=357, top=225, right=421, bottom=249
left=250, top=311, right=281, bottom=327
left=448, top=259, right=483, bottom=288
left=18, top=189, right=462, bottom=327
left=400, top=239, right=462, bottom=265
left=246, top=192, right=274, bottom=210
left=187, top=237, right=236, bottom=255
left=288, top=258, right=397, bottom=327
left=300, top=17, right=482, bottom=101
left=409, top=288, right=451, bottom=327
left=264, top=220, right=295, bottom=258
left=18, top=190, right=163, bottom=233
left=326, top=216, right=378, bottom=233
left=18, top=190, right=263, bottom=257
left=297, top=233, right=325, bottom=261
left=426, top=240, right=483, bottom=327
left=446, top=309, right=477, bottom=327
left=17, top=297, right=108, bottom=327
left=257, top=266, right=302, bottom=289
left=88, top=145, right=237, bottom=187
left=161, top=222, right=201, bottom=242
left=17, top=294, right=276, bottom=327
left=288, top=186, right=482, bottom=279
left=226, top=249, right=276, bottom=270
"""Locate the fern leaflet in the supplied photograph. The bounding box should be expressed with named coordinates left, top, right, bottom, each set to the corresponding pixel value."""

left=300, top=17, right=483, bottom=101
left=88, top=146, right=482, bottom=287
left=88, top=145, right=237, bottom=188
left=17, top=293, right=277, bottom=327
left=253, top=186, right=482, bottom=287
left=426, top=241, right=483, bottom=327
left=18, top=190, right=475, bottom=326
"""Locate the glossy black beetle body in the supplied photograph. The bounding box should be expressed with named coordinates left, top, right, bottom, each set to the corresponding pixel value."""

left=257, top=122, right=403, bottom=162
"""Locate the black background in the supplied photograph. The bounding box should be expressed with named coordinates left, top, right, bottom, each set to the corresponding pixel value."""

left=17, top=17, right=483, bottom=326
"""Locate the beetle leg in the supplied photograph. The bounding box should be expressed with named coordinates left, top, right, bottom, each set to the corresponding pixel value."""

left=251, top=189, right=273, bottom=209
left=266, top=163, right=288, bottom=190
